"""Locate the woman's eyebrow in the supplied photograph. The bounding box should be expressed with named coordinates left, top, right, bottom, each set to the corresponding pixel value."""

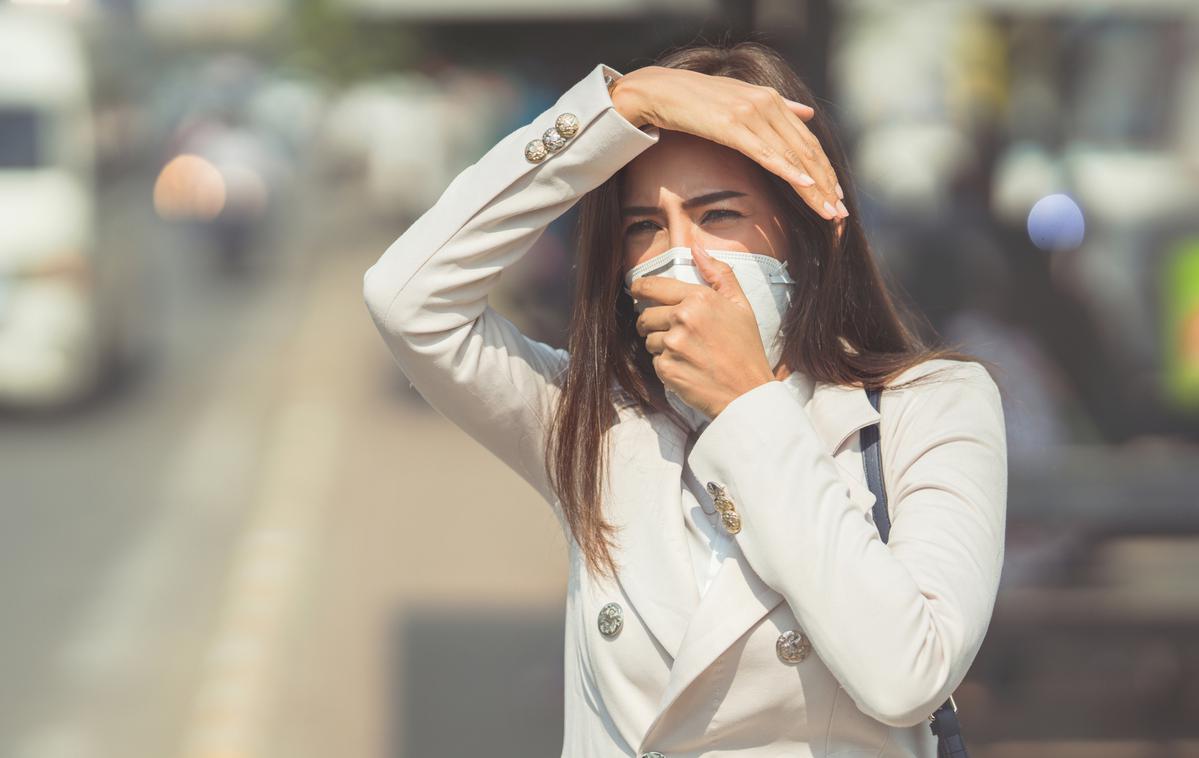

left=621, top=189, right=748, bottom=217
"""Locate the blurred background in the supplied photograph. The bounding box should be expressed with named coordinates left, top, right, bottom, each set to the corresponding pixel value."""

left=1, top=0, right=1197, bottom=756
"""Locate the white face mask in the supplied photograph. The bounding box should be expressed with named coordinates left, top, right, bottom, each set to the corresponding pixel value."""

left=623, top=246, right=796, bottom=431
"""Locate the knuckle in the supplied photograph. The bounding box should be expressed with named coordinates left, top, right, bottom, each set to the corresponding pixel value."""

left=747, top=87, right=774, bottom=108
left=655, top=355, right=673, bottom=378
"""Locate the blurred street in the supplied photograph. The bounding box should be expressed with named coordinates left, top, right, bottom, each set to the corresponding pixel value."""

left=0, top=173, right=572, bottom=757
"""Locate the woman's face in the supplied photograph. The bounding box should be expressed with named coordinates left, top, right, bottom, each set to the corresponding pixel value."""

left=619, top=129, right=794, bottom=273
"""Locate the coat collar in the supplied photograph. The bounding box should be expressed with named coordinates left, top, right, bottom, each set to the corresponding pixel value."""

left=604, top=372, right=881, bottom=749
left=803, top=371, right=885, bottom=453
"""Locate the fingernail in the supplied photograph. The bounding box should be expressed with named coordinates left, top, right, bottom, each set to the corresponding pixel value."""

left=822, top=200, right=837, bottom=218
left=835, top=183, right=844, bottom=199
left=796, top=173, right=816, bottom=187
left=836, top=200, right=849, bottom=217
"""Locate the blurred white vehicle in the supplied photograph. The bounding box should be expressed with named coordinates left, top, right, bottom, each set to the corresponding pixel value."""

left=318, top=68, right=519, bottom=219
left=0, top=9, right=140, bottom=409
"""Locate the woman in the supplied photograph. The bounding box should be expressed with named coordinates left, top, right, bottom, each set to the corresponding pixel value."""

left=363, top=41, right=1007, bottom=758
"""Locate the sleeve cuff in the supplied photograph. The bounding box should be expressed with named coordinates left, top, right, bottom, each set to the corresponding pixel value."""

left=597, top=62, right=660, bottom=138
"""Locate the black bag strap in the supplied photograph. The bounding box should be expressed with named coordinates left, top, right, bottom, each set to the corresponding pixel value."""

left=860, top=386, right=892, bottom=543
left=863, top=386, right=968, bottom=756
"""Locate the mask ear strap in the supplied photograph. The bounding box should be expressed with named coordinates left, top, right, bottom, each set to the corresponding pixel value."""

left=769, top=260, right=797, bottom=285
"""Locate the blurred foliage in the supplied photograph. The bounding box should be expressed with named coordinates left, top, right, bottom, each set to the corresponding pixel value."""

left=277, top=0, right=424, bottom=83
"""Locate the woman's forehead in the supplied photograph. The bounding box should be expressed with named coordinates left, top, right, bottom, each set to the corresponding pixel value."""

left=620, top=132, right=759, bottom=203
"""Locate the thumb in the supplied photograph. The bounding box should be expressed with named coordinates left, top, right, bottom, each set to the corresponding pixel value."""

left=692, top=239, right=749, bottom=306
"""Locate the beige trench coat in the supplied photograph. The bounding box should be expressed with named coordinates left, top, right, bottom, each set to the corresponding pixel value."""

left=362, top=61, right=1009, bottom=758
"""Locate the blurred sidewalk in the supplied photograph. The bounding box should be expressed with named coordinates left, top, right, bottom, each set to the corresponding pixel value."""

left=234, top=241, right=571, bottom=758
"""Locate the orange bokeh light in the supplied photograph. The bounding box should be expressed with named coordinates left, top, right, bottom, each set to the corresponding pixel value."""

left=153, top=154, right=226, bottom=221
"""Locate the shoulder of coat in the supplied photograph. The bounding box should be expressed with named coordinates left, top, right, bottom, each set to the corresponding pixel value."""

left=883, top=357, right=992, bottom=396
left=872, top=359, right=993, bottom=470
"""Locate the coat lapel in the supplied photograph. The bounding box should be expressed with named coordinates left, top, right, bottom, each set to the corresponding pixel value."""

left=628, top=372, right=883, bottom=747
left=646, top=534, right=786, bottom=732
left=805, top=376, right=886, bottom=455
left=604, top=405, right=701, bottom=660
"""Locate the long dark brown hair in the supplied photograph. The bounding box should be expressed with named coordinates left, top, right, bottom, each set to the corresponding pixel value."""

left=545, top=40, right=993, bottom=582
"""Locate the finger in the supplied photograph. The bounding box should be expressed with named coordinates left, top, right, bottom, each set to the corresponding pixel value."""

left=739, top=118, right=838, bottom=220
left=645, top=329, right=667, bottom=355
left=635, top=303, right=674, bottom=336
left=728, top=89, right=838, bottom=220
left=782, top=97, right=815, bottom=122
left=766, top=98, right=845, bottom=219
left=628, top=274, right=706, bottom=306
left=690, top=238, right=725, bottom=286
left=692, top=239, right=748, bottom=304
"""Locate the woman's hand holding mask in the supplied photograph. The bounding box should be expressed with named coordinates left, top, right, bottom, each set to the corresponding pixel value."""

left=632, top=238, right=781, bottom=419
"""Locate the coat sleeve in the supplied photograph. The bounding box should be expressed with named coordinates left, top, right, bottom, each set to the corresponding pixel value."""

left=685, top=360, right=1007, bottom=728
left=362, top=63, right=660, bottom=512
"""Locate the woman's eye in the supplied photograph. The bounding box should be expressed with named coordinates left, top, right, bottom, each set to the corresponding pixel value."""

left=703, top=209, right=742, bottom=223
left=624, top=209, right=743, bottom=236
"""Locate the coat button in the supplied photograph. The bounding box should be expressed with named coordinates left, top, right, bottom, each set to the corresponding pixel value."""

left=720, top=509, right=742, bottom=534
left=524, top=138, right=548, bottom=162
left=555, top=112, right=580, bottom=139
left=598, top=601, right=623, bottom=637
left=542, top=126, right=567, bottom=152
left=706, top=481, right=740, bottom=533
left=777, top=629, right=811, bottom=663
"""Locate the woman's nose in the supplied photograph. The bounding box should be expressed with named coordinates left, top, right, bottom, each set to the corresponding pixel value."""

left=667, top=222, right=699, bottom=251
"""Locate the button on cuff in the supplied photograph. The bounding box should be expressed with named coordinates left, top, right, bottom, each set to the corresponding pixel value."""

left=555, top=112, right=580, bottom=138
left=524, top=138, right=548, bottom=162
left=523, top=112, right=579, bottom=162
left=542, top=126, right=567, bottom=152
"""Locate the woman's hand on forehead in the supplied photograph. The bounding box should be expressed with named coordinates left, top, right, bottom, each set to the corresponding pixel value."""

left=614, top=66, right=849, bottom=221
